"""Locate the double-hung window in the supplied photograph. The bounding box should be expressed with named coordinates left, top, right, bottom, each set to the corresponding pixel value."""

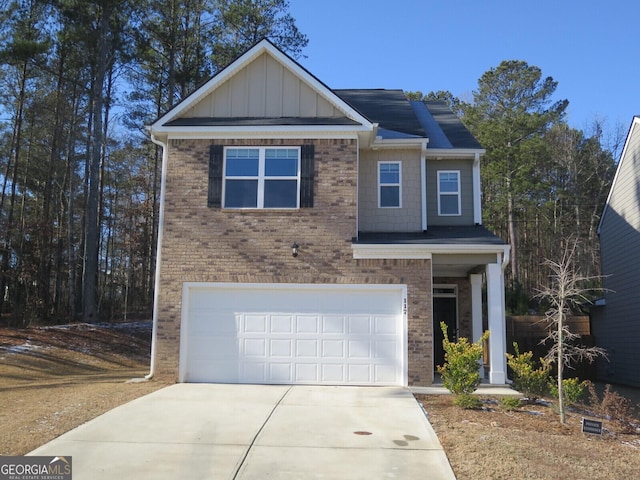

left=224, top=147, right=300, bottom=209
left=378, top=161, right=401, bottom=208
left=437, top=170, right=461, bottom=216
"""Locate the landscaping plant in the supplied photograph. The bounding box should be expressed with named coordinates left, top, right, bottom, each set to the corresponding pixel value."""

left=506, top=342, right=551, bottom=401
left=549, top=377, right=587, bottom=406
left=437, top=321, right=488, bottom=408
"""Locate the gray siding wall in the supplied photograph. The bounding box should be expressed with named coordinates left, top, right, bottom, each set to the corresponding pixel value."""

left=426, top=158, right=474, bottom=226
left=592, top=119, right=640, bottom=387
left=358, top=149, right=423, bottom=232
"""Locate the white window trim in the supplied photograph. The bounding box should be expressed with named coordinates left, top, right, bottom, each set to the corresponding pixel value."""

left=378, top=161, right=402, bottom=208
left=222, top=146, right=301, bottom=209
left=437, top=170, right=461, bottom=216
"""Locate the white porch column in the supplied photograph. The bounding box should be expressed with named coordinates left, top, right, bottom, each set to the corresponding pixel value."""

left=470, top=273, right=484, bottom=378
left=486, top=262, right=507, bottom=384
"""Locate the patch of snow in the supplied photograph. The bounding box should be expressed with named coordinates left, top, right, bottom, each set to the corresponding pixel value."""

left=0, top=342, right=46, bottom=354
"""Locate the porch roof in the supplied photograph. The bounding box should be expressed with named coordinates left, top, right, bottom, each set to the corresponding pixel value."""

left=354, top=226, right=506, bottom=246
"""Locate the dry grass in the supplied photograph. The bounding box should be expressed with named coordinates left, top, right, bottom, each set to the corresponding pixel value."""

left=419, top=393, right=640, bottom=480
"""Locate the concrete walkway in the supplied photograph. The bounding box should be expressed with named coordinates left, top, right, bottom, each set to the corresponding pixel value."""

left=29, top=384, right=456, bottom=479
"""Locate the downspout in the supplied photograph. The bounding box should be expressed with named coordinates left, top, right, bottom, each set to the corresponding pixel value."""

left=421, top=140, right=429, bottom=231
left=145, top=132, right=168, bottom=380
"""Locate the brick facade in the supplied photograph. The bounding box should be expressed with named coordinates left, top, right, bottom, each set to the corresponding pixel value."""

left=154, top=137, right=435, bottom=385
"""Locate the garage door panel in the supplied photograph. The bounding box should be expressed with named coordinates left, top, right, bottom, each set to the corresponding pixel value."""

left=183, top=284, right=406, bottom=385
left=322, top=315, right=345, bottom=334
left=348, top=316, right=371, bottom=334
left=322, top=364, right=345, bottom=382
left=271, top=315, right=293, bottom=333
left=348, top=339, right=372, bottom=358
left=269, top=363, right=292, bottom=382
left=296, top=315, right=319, bottom=333
left=269, top=339, right=292, bottom=357
left=374, top=315, right=398, bottom=334
left=348, top=364, right=371, bottom=383
left=322, top=339, right=344, bottom=357
left=243, top=338, right=266, bottom=357
left=296, top=339, right=318, bottom=357
left=295, top=363, right=318, bottom=382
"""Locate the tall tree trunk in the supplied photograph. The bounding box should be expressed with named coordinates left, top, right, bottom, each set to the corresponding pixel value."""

left=506, top=177, right=519, bottom=283
left=82, top=1, right=111, bottom=323
left=0, top=60, right=28, bottom=322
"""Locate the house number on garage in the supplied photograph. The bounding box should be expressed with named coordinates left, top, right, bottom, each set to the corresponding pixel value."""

left=403, top=298, right=407, bottom=315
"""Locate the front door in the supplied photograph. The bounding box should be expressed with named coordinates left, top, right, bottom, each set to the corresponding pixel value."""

left=433, top=296, right=457, bottom=370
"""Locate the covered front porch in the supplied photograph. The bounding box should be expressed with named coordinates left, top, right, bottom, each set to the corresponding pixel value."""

left=353, top=227, right=511, bottom=385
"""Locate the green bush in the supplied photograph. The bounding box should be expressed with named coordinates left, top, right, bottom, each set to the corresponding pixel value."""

left=549, top=378, right=587, bottom=406
left=437, top=322, right=488, bottom=396
left=499, top=396, right=523, bottom=411
left=506, top=343, right=551, bottom=400
left=453, top=393, right=483, bottom=409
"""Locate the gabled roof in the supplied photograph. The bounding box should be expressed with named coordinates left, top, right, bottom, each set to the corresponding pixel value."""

left=598, top=115, right=640, bottom=233
left=149, top=39, right=373, bottom=136
left=148, top=39, right=483, bottom=154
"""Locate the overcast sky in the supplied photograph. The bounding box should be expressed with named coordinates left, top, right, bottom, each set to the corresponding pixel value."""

left=288, top=0, right=639, bottom=136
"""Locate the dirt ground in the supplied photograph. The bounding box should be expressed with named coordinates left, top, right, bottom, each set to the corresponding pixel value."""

left=1, top=322, right=639, bottom=479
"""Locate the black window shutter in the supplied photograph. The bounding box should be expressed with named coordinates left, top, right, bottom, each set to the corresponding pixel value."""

left=208, top=144, right=223, bottom=207
left=300, top=144, right=315, bottom=208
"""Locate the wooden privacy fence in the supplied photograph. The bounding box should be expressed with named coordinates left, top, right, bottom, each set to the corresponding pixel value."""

left=505, top=315, right=596, bottom=380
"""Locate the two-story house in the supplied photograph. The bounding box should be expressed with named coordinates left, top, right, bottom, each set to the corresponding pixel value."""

left=147, top=39, right=510, bottom=387
left=591, top=115, right=640, bottom=388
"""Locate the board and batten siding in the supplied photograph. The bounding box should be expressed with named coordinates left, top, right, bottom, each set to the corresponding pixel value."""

left=183, top=51, right=342, bottom=119
left=357, top=149, right=422, bottom=232
left=592, top=117, right=640, bottom=387
left=426, top=158, right=474, bottom=226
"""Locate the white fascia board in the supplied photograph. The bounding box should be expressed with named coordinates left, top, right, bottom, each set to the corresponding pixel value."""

left=425, top=148, right=486, bottom=159
left=352, top=244, right=433, bottom=259
left=352, top=242, right=509, bottom=260
left=150, top=39, right=374, bottom=134
left=370, top=137, right=429, bottom=150
left=162, top=125, right=368, bottom=140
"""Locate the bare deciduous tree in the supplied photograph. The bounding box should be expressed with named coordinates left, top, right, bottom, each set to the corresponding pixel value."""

left=536, top=239, right=608, bottom=423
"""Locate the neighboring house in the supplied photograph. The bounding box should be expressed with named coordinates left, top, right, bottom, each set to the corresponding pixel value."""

left=591, top=116, right=640, bottom=388
left=147, top=39, right=510, bottom=387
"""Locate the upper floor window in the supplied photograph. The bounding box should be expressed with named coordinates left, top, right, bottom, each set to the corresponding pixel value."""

left=224, top=147, right=300, bottom=208
left=378, top=161, right=401, bottom=208
left=437, top=170, right=461, bottom=216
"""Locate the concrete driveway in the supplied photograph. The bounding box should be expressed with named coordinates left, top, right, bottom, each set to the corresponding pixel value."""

left=29, top=384, right=456, bottom=479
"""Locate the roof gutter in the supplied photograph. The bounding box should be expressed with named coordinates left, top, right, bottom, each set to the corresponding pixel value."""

left=144, top=132, right=168, bottom=380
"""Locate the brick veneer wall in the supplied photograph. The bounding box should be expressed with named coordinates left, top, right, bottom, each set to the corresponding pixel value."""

left=154, top=137, right=434, bottom=385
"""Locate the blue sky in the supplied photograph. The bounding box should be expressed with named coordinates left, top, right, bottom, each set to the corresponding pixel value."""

left=288, top=0, right=639, bottom=133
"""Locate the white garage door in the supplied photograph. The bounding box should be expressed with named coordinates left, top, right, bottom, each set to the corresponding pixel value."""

left=180, top=283, right=407, bottom=386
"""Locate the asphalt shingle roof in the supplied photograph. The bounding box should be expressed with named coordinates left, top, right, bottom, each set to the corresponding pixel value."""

left=354, top=226, right=505, bottom=246
left=335, top=89, right=482, bottom=150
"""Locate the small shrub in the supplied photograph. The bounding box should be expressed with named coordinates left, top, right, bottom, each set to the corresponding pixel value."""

left=453, top=393, right=483, bottom=409
left=437, top=322, right=488, bottom=396
left=549, top=378, right=587, bottom=406
left=587, top=382, right=637, bottom=433
left=500, top=396, right=523, bottom=411
left=506, top=343, right=551, bottom=400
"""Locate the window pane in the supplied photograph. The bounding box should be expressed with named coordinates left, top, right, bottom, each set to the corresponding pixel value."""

left=380, top=163, right=400, bottom=184
left=380, top=186, right=400, bottom=207
left=225, top=180, right=258, bottom=208
left=265, top=149, right=298, bottom=176
left=440, top=195, right=459, bottom=215
left=439, top=172, right=459, bottom=193
left=264, top=180, right=298, bottom=208
left=226, top=149, right=259, bottom=176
